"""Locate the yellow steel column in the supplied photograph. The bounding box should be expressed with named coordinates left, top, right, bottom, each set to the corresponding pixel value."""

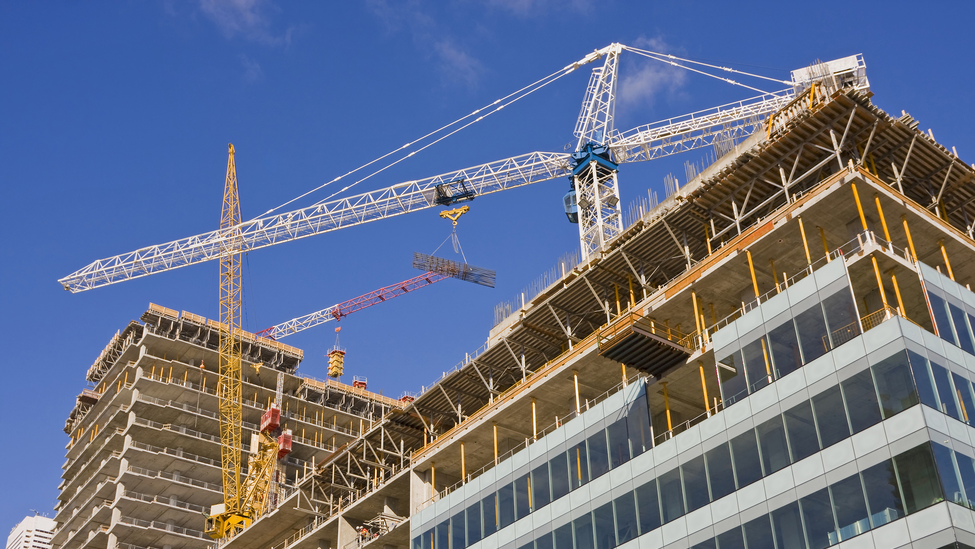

left=661, top=381, right=673, bottom=431
left=818, top=226, right=830, bottom=262
left=698, top=361, right=710, bottom=416
left=704, top=223, right=713, bottom=255
left=531, top=398, right=537, bottom=440
left=614, top=285, right=621, bottom=316
left=746, top=250, right=760, bottom=299
left=902, top=215, right=918, bottom=262
left=871, top=256, right=889, bottom=308
left=573, top=370, right=581, bottom=415
left=493, top=423, right=498, bottom=465
left=692, top=291, right=702, bottom=335
left=770, top=259, right=780, bottom=293
left=760, top=338, right=773, bottom=382
left=890, top=270, right=907, bottom=319
left=874, top=194, right=891, bottom=242
left=621, top=363, right=627, bottom=386
left=628, top=276, right=636, bottom=309
left=851, top=181, right=868, bottom=231
left=939, top=240, right=955, bottom=281
left=461, top=442, right=466, bottom=482
left=797, top=217, right=812, bottom=265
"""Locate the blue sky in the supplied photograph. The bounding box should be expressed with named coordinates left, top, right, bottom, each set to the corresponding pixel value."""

left=1, top=0, right=973, bottom=528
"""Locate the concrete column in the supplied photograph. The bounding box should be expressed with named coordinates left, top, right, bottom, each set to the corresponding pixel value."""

left=383, top=497, right=399, bottom=517
left=337, top=515, right=357, bottom=549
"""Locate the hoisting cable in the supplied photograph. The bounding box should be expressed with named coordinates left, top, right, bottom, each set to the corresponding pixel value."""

left=624, top=46, right=792, bottom=95
left=254, top=63, right=579, bottom=220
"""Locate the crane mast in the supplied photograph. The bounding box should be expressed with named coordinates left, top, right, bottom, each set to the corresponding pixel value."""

left=206, top=144, right=249, bottom=539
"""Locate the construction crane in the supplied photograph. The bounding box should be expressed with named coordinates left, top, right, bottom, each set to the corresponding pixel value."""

left=59, top=44, right=868, bottom=293
left=204, top=144, right=249, bottom=539
left=255, top=270, right=449, bottom=341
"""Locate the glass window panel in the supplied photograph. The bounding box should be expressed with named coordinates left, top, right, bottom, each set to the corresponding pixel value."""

left=949, top=303, right=975, bottom=354
left=952, top=372, right=975, bottom=424
left=705, top=443, right=736, bottom=501
left=872, top=351, right=919, bottom=418
left=588, top=431, right=610, bottom=479
left=451, top=512, right=466, bottom=549
left=812, top=386, right=850, bottom=448
left=795, top=302, right=830, bottom=364
left=466, top=500, right=481, bottom=545
left=515, top=473, right=531, bottom=520
left=536, top=532, right=553, bottom=549
left=635, top=479, right=661, bottom=534
left=929, top=292, right=956, bottom=345
left=822, top=289, right=860, bottom=348
left=681, top=455, right=710, bottom=512
left=718, top=350, right=747, bottom=405
left=954, top=451, right=975, bottom=510
left=614, top=492, right=638, bottom=545
left=554, top=523, right=573, bottom=549
left=894, top=443, right=944, bottom=514
left=414, top=535, right=422, bottom=549
left=572, top=442, right=590, bottom=488
left=550, top=452, right=571, bottom=501
left=757, top=415, right=791, bottom=475
left=768, top=319, right=803, bottom=379
left=658, top=468, right=684, bottom=523
left=690, top=540, right=716, bottom=549
left=861, top=459, right=903, bottom=527
left=593, top=502, right=616, bottom=549
left=932, top=443, right=964, bottom=506
left=799, top=487, right=835, bottom=549
left=482, top=492, right=497, bottom=537
left=741, top=336, right=774, bottom=392
left=907, top=350, right=939, bottom=409
left=784, top=401, right=820, bottom=462
left=573, top=513, right=594, bottom=549
left=437, top=520, right=450, bottom=549
left=423, top=529, right=434, bottom=549
left=930, top=361, right=961, bottom=420
left=730, top=431, right=763, bottom=487
left=607, top=419, right=630, bottom=469
left=532, top=462, right=551, bottom=510
left=770, top=501, right=805, bottom=549
left=626, top=397, right=652, bottom=457
left=830, top=475, right=869, bottom=543
left=841, top=369, right=882, bottom=434
left=519, top=542, right=533, bottom=549
left=498, top=482, right=515, bottom=529
left=716, top=526, right=745, bottom=549
left=742, top=514, right=774, bottom=549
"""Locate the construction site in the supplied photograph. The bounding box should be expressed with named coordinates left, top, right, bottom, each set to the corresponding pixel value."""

left=49, top=44, right=975, bottom=549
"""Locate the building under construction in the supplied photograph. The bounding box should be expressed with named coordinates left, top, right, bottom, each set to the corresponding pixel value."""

left=52, top=49, right=975, bottom=549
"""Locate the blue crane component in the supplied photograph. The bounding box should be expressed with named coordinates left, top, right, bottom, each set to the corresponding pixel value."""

left=563, top=143, right=618, bottom=224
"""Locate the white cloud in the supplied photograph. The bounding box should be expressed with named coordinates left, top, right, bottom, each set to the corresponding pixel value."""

left=434, top=40, right=485, bottom=89
left=618, top=36, right=688, bottom=110
left=199, top=0, right=293, bottom=46
left=239, top=54, right=263, bottom=83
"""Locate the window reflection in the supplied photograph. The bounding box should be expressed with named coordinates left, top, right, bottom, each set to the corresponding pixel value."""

left=794, top=302, right=830, bottom=364
left=741, top=336, right=774, bottom=392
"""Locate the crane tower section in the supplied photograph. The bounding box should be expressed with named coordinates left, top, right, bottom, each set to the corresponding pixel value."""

left=571, top=44, right=623, bottom=261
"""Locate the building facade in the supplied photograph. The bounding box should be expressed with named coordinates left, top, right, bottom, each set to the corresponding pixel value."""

left=7, top=516, right=56, bottom=549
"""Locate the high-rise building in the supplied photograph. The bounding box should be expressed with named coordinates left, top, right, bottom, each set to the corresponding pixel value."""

left=55, top=57, right=975, bottom=549
left=7, top=516, right=55, bottom=549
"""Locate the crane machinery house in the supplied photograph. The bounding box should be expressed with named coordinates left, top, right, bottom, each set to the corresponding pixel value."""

left=53, top=46, right=975, bottom=549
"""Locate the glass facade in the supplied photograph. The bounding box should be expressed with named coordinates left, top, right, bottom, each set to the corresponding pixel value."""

left=716, top=275, right=861, bottom=406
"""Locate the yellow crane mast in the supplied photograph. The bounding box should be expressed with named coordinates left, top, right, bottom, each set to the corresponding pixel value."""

left=206, top=144, right=248, bottom=539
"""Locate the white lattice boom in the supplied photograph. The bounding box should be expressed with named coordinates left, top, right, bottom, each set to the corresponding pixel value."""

left=60, top=45, right=811, bottom=293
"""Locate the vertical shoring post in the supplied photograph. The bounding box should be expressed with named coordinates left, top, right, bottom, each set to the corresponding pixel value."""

left=704, top=222, right=713, bottom=255
left=460, top=442, right=466, bottom=483
left=746, top=250, right=760, bottom=301
left=493, top=423, right=499, bottom=465
left=874, top=194, right=891, bottom=243
left=939, top=240, right=955, bottom=280
left=430, top=463, right=436, bottom=501
left=691, top=290, right=702, bottom=337
left=531, top=398, right=537, bottom=440
left=699, top=361, right=710, bottom=417
left=902, top=215, right=918, bottom=262
left=797, top=217, right=811, bottom=265
left=890, top=270, right=907, bottom=319
left=770, top=260, right=780, bottom=293
left=818, top=226, right=830, bottom=262
left=573, top=371, right=581, bottom=415
left=661, top=382, right=673, bottom=432
left=871, top=256, right=889, bottom=309
left=851, top=182, right=868, bottom=232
